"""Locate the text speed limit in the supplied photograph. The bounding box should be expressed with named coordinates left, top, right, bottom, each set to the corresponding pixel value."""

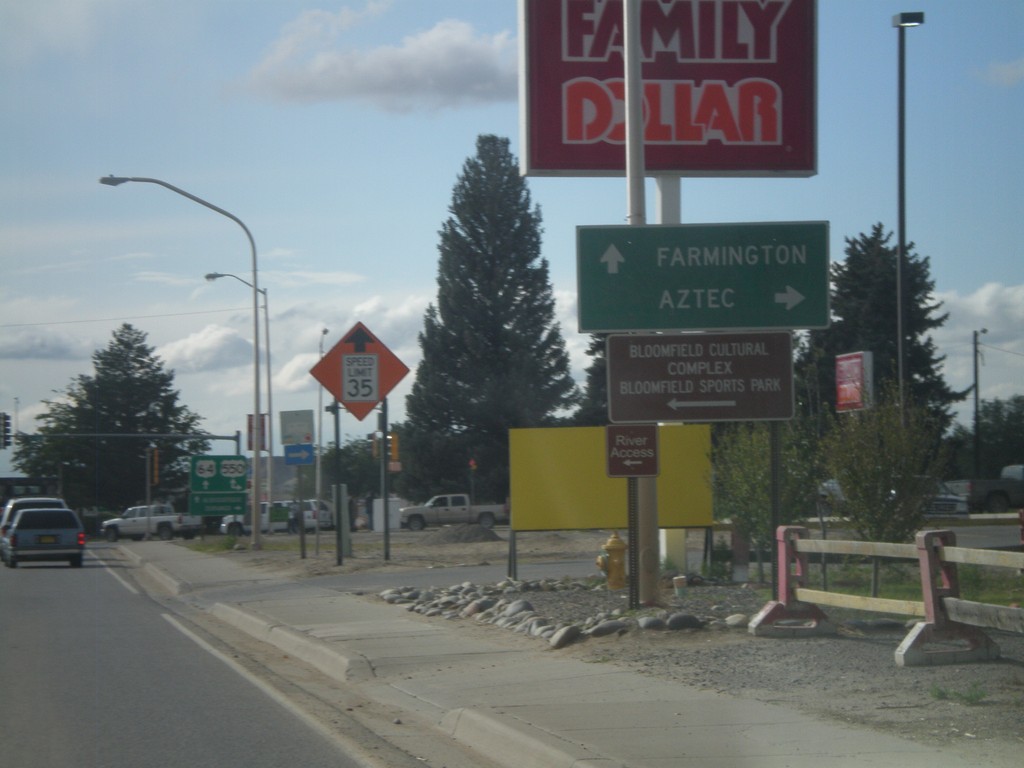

left=342, top=354, right=379, bottom=402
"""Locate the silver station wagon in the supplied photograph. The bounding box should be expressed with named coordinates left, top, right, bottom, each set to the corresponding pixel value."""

left=1, top=508, right=85, bottom=568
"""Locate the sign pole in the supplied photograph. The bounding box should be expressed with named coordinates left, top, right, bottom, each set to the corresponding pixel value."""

left=622, top=0, right=660, bottom=608
left=309, top=322, right=409, bottom=564
left=380, top=397, right=390, bottom=562
left=327, top=400, right=344, bottom=566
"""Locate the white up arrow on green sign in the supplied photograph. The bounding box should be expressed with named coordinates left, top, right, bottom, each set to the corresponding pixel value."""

left=577, top=222, right=829, bottom=333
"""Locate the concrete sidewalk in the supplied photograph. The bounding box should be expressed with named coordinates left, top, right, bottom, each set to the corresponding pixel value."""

left=118, top=542, right=1009, bottom=768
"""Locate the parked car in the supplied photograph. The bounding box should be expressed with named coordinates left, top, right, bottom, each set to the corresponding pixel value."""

left=948, top=465, right=1024, bottom=514
left=1, top=497, right=70, bottom=558
left=102, top=504, right=202, bottom=542
left=817, top=479, right=967, bottom=518
left=219, top=500, right=328, bottom=536
left=399, top=494, right=509, bottom=531
left=921, top=481, right=969, bottom=517
left=1, top=507, right=85, bottom=568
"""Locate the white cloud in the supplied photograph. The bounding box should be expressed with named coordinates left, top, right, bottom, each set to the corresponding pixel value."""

left=983, top=57, right=1024, bottom=87
left=135, top=271, right=199, bottom=287
left=157, top=324, right=251, bottom=374
left=0, top=328, right=92, bottom=361
left=275, top=351, right=322, bottom=395
left=0, top=0, right=124, bottom=63
left=931, top=283, right=1024, bottom=427
left=250, top=12, right=517, bottom=112
left=271, top=269, right=365, bottom=288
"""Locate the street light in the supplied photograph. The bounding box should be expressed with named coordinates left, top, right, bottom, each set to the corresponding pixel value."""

left=973, top=328, right=988, bottom=476
left=100, top=175, right=264, bottom=550
left=893, top=12, right=925, bottom=414
left=315, top=327, right=328, bottom=557
left=206, top=272, right=274, bottom=513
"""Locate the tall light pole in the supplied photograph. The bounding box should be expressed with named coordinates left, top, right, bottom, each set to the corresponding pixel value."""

left=973, top=328, right=988, bottom=477
left=315, top=328, right=328, bottom=556
left=893, top=12, right=925, bottom=414
left=206, top=272, right=274, bottom=513
left=100, top=175, right=264, bottom=550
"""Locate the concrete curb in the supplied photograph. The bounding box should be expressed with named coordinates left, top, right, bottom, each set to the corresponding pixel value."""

left=211, top=600, right=599, bottom=768
left=439, top=707, right=619, bottom=768
left=209, top=602, right=375, bottom=682
left=117, top=544, right=192, bottom=595
left=118, top=546, right=619, bottom=767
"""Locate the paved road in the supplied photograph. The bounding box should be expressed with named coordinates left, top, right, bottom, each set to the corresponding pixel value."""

left=0, top=551, right=367, bottom=768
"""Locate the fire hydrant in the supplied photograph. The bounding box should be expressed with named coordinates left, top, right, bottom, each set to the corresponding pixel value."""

left=596, top=531, right=627, bottom=590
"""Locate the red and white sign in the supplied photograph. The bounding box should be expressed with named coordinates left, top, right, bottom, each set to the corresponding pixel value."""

left=246, top=413, right=268, bottom=452
left=310, top=323, right=410, bottom=421
left=835, top=351, right=873, bottom=412
left=520, top=0, right=816, bottom=177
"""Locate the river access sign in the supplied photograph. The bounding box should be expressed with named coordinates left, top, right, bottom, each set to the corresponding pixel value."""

left=577, top=221, right=828, bottom=333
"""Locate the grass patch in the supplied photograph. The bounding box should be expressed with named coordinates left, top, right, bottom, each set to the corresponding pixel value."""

left=813, top=558, right=1023, bottom=607
left=931, top=682, right=988, bottom=705
left=188, top=536, right=238, bottom=553
left=186, top=536, right=307, bottom=554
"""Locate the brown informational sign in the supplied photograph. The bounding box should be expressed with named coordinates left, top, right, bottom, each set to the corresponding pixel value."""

left=606, top=424, right=659, bottom=477
left=607, top=331, right=793, bottom=422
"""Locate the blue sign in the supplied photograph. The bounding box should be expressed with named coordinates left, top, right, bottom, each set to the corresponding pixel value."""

left=284, top=443, right=315, bottom=466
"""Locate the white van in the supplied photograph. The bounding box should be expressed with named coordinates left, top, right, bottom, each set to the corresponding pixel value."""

left=219, top=499, right=333, bottom=536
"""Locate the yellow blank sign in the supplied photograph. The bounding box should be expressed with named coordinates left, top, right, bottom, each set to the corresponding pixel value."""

left=509, top=425, right=711, bottom=531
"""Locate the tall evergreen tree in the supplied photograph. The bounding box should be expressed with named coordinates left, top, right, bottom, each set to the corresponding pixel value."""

left=14, top=324, right=208, bottom=510
left=573, top=334, right=609, bottom=426
left=400, top=135, right=579, bottom=503
left=797, top=223, right=966, bottom=430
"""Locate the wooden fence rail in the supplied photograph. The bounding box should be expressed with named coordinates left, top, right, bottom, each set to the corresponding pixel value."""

left=749, top=526, right=1024, bottom=667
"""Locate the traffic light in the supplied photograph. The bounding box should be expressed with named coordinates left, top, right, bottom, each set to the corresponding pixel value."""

left=372, top=432, right=399, bottom=460
left=0, top=412, right=10, bottom=449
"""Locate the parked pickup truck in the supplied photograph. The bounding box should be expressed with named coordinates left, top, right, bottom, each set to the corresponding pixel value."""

left=219, top=500, right=326, bottom=536
left=948, top=465, right=1024, bottom=514
left=399, top=494, right=508, bottom=531
left=103, top=504, right=202, bottom=542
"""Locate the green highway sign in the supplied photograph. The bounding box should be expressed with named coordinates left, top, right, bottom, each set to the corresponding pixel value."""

left=189, top=492, right=247, bottom=517
left=190, top=454, right=248, bottom=494
left=577, top=222, right=829, bottom=332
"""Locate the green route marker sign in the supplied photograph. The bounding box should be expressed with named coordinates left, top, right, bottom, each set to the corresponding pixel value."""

left=190, top=455, right=248, bottom=494
left=577, top=221, right=829, bottom=332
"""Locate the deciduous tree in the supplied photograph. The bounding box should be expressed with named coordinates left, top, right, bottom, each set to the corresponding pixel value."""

left=822, top=386, right=947, bottom=543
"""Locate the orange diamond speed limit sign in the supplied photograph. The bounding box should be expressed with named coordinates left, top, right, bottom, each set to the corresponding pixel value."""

left=310, top=322, right=409, bottom=421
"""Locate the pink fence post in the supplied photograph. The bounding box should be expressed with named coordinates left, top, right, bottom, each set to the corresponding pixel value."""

left=894, top=529, right=1001, bottom=666
left=749, top=526, right=835, bottom=637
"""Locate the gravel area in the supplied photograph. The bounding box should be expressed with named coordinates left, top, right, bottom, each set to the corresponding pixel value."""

left=214, top=525, right=1024, bottom=763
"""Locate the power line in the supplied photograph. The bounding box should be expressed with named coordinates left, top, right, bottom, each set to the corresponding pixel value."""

left=980, top=342, right=1024, bottom=360
left=1, top=307, right=249, bottom=331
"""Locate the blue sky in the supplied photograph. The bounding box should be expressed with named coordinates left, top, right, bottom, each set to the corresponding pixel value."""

left=2, top=0, right=1022, bottom=477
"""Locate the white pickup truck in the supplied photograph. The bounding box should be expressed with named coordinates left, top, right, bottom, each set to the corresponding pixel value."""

left=102, top=504, right=202, bottom=542
left=399, top=494, right=508, bottom=531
